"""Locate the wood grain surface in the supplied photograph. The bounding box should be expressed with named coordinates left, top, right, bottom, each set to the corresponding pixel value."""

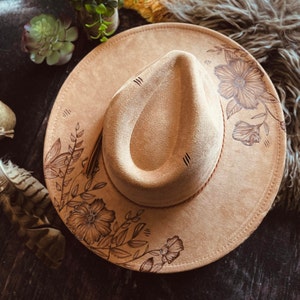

left=0, top=2, right=299, bottom=299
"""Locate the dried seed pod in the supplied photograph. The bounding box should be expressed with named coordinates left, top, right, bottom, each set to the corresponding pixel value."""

left=0, top=101, right=16, bottom=140
left=0, top=160, right=65, bottom=268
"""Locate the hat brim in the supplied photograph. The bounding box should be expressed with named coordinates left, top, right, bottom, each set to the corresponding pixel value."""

left=44, top=23, right=286, bottom=273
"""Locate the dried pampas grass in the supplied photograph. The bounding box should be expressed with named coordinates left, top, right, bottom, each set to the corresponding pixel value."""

left=0, top=160, right=65, bottom=268
left=128, top=0, right=300, bottom=212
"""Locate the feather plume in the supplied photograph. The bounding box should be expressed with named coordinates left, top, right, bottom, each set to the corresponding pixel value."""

left=0, top=160, right=65, bottom=268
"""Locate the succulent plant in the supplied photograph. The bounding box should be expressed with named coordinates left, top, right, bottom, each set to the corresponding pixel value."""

left=22, top=14, right=78, bottom=66
left=69, top=0, right=122, bottom=42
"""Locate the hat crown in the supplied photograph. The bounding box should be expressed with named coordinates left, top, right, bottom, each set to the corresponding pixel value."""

left=102, top=50, right=224, bottom=207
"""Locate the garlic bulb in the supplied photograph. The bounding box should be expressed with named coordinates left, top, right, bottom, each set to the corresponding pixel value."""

left=0, top=101, right=16, bottom=140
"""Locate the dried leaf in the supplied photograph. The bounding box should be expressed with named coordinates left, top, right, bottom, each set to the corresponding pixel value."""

left=63, top=179, right=72, bottom=187
left=149, top=250, right=160, bottom=256
left=70, top=133, right=76, bottom=142
left=72, top=148, right=83, bottom=163
left=137, top=209, right=144, bottom=216
left=97, top=235, right=112, bottom=248
left=110, top=247, right=131, bottom=259
left=125, top=211, right=132, bottom=220
left=76, top=129, right=84, bottom=138
left=76, top=140, right=83, bottom=148
left=93, top=182, right=107, bottom=190
left=66, top=167, right=74, bottom=174
left=68, top=201, right=80, bottom=207
left=139, top=257, right=154, bottom=272
left=44, top=138, right=61, bottom=165
left=56, top=182, right=62, bottom=192
left=128, top=240, right=148, bottom=248
left=68, top=145, right=73, bottom=154
left=263, top=122, right=270, bottom=136
left=84, top=179, right=93, bottom=191
left=121, top=221, right=130, bottom=229
left=116, top=229, right=128, bottom=246
left=251, top=113, right=266, bottom=119
left=50, top=153, right=70, bottom=169
left=44, top=167, right=59, bottom=179
left=62, top=192, right=69, bottom=201
left=82, top=158, right=88, bottom=168
left=133, top=250, right=140, bottom=259
left=80, top=192, right=95, bottom=200
left=71, top=184, right=79, bottom=197
left=226, top=100, right=242, bottom=119
left=113, top=221, right=119, bottom=233
left=132, top=216, right=141, bottom=222
left=132, top=223, right=146, bottom=239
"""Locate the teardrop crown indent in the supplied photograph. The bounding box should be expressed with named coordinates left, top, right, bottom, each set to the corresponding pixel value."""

left=102, top=50, right=224, bottom=207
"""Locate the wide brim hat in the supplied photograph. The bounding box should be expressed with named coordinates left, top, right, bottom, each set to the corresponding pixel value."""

left=44, top=23, right=286, bottom=273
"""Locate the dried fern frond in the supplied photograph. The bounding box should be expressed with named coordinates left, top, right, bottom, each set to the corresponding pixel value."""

left=0, top=160, right=65, bottom=268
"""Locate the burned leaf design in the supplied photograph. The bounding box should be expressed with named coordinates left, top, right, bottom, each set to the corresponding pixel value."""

left=140, top=257, right=154, bottom=272
left=45, top=124, right=184, bottom=272
left=132, top=223, right=146, bottom=239
left=226, top=99, right=242, bottom=120
left=110, top=248, right=131, bottom=259
left=128, top=240, right=148, bottom=248
left=44, top=138, right=61, bottom=166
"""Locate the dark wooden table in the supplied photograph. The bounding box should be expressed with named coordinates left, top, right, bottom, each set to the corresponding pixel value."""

left=0, top=2, right=299, bottom=299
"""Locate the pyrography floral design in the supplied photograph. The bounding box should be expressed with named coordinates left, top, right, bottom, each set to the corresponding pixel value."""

left=139, top=236, right=184, bottom=272
left=209, top=45, right=285, bottom=146
left=66, top=198, right=115, bottom=245
left=44, top=123, right=184, bottom=272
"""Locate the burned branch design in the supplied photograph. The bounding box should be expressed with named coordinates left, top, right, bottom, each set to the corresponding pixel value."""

left=44, top=123, right=106, bottom=211
left=44, top=123, right=184, bottom=272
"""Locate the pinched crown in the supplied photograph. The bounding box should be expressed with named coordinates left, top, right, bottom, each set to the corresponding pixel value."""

left=102, top=50, right=224, bottom=207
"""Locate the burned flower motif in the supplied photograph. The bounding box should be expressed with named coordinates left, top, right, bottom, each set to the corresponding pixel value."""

left=22, top=14, right=78, bottom=65
left=67, top=198, right=115, bottom=245
left=160, top=235, right=184, bottom=264
left=232, top=121, right=261, bottom=146
left=215, top=59, right=265, bottom=109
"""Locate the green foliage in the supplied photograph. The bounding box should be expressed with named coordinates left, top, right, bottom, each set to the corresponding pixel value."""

left=22, top=14, right=78, bottom=65
left=69, top=0, right=122, bottom=42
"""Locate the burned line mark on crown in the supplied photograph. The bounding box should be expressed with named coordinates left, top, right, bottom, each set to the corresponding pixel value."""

left=183, top=153, right=191, bottom=166
left=133, top=77, right=143, bottom=86
left=63, top=109, right=71, bottom=118
left=264, top=139, right=270, bottom=148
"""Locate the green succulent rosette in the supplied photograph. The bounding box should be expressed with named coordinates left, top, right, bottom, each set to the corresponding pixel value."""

left=22, top=14, right=78, bottom=65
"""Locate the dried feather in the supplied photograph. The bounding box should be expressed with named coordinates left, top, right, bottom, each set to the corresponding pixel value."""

left=0, top=160, right=51, bottom=216
left=0, top=159, right=65, bottom=268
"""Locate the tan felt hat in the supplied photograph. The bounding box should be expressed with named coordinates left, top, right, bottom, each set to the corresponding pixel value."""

left=44, top=23, right=286, bottom=273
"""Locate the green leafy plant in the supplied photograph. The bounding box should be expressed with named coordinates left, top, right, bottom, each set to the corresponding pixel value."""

left=22, top=14, right=78, bottom=65
left=69, top=0, right=123, bottom=42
